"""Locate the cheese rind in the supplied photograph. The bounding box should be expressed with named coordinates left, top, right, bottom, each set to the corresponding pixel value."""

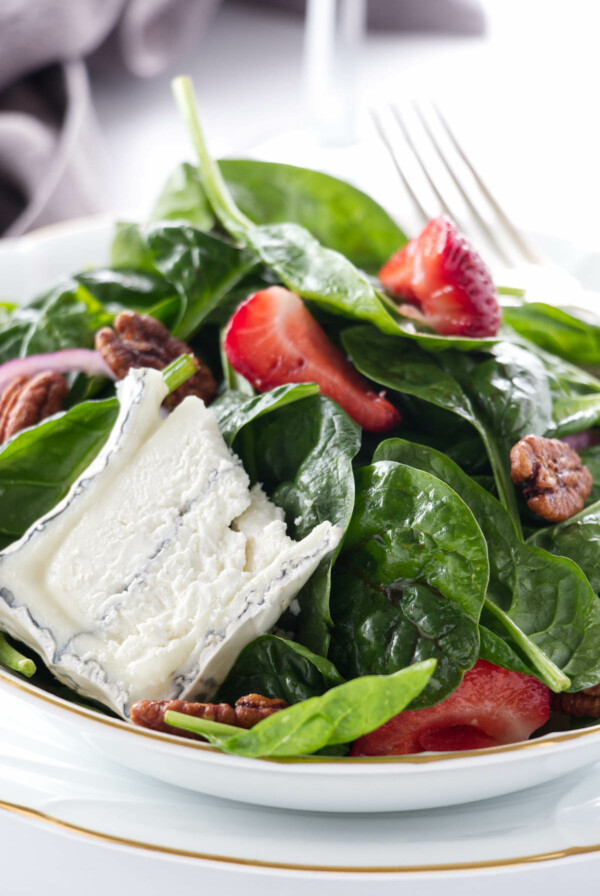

left=0, top=369, right=340, bottom=716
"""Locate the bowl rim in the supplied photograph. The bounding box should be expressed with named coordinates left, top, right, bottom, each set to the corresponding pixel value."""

left=2, top=663, right=600, bottom=767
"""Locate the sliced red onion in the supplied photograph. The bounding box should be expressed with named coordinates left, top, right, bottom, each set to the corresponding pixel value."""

left=0, top=349, right=115, bottom=396
left=561, top=430, right=600, bottom=451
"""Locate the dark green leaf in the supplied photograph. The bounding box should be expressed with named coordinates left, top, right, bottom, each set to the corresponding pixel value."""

left=374, top=438, right=600, bottom=691
left=503, top=303, right=600, bottom=366
left=212, top=383, right=320, bottom=448
left=0, top=281, right=113, bottom=362
left=216, top=635, right=344, bottom=705
left=329, top=460, right=488, bottom=706
left=245, top=222, right=398, bottom=331
left=0, top=398, right=118, bottom=548
left=145, top=222, right=256, bottom=340
left=219, top=158, right=406, bottom=273
left=226, top=394, right=361, bottom=654
left=528, top=501, right=600, bottom=593
left=151, top=162, right=215, bottom=230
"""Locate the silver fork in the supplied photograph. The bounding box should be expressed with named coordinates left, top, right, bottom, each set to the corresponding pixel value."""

left=370, top=101, right=600, bottom=313
left=371, top=101, right=544, bottom=273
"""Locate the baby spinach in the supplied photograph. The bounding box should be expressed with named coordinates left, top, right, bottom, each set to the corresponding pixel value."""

left=150, top=161, right=215, bottom=231
left=165, top=658, right=436, bottom=757
left=231, top=394, right=361, bottom=654
left=342, top=326, right=522, bottom=530
left=580, top=444, right=600, bottom=504
left=173, top=77, right=400, bottom=334
left=216, top=635, right=345, bottom=705
left=0, top=281, right=112, bottom=362
left=111, top=221, right=160, bottom=273
left=328, top=461, right=488, bottom=707
left=143, top=223, right=257, bottom=341
left=504, top=303, right=600, bottom=366
left=212, top=383, right=319, bottom=448
left=155, top=159, right=406, bottom=274
left=0, top=398, right=118, bottom=548
left=374, top=438, right=600, bottom=692
left=528, top=501, right=600, bottom=594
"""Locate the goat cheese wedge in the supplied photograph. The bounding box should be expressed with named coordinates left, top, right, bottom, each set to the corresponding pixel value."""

left=0, top=368, right=341, bottom=717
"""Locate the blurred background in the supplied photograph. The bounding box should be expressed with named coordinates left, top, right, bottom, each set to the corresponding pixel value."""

left=1, top=0, right=599, bottom=261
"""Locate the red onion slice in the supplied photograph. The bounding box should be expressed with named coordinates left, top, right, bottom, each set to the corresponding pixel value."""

left=0, top=349, right=115, bottom=396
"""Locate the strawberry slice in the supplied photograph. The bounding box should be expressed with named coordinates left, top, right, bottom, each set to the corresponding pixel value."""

left=351, top=660, right=550, bottom=756
left=379, top=216, right=500, bottom=338
left=224, top=286, right=401, bottom=432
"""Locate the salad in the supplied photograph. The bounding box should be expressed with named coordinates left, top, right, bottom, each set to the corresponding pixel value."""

left=1, top=75, right=600, bottom=760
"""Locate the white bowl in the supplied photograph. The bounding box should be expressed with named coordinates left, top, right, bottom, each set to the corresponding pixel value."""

left=2, top=216, right=600, bottom=813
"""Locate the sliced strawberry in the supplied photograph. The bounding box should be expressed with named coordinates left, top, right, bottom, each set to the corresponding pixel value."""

left=224, top=286, right=401, bottom=432
left=351, top=660, right=550, bottom=756
left=379, top=216, right=500, bottom=338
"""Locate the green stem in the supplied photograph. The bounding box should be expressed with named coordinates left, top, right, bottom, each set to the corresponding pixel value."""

left=172, top=76, right=253, bottom=241
left=164, top=710, right=240, bottom=742
left=0, top=633, right=36, bottom=678
left=162, top=355, right=198, bottom=394
left=477, top=423, right=523, bottom=541
left=484, top=599, right=571, bottom=693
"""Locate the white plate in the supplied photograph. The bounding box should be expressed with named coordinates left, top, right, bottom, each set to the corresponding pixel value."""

left=4, top=685, right=600, bottom=882
left=2, top=216, right=600, bottom=814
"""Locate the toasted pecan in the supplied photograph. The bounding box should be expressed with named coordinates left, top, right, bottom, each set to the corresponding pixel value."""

left=95, top=311, right=217, bottom=410
left=510, top=434, right=592, bottom=522
left=130, top=694, right=288, bottom=739
left=552, top=684, right=600, bottom=718
left=0, top=371, right=68, bottom=443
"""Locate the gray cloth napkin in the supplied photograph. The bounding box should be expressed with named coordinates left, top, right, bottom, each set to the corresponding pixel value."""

left=0, top=0, right=484, bottom=238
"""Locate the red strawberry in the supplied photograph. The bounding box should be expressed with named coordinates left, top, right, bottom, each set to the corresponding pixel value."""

left=379, top=216, right=500, bottom=338
left=224, top=286, right=401, bottom=432
left=351, top=660, right=550, bottom=756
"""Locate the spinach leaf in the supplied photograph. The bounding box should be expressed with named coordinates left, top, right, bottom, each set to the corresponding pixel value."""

left=220, top=158, right=406, bottom=273
left=550, top=395, right=600, bottom=437
left=150, top=162, right=215, bottom=230
left=0, top=281, right=113, bottom=362
left=342, top=326, right=522, bottom=528
left=216, top=635, right=344, bottom=705
left=528, top=501, right=600, bottom=594
left=155, top=159, right=406, bottom=273
left=329, top=461, right=488, bottom=706
left=144, top=223, right=257, bottom=341
left=580, top=444, right=600, bottom=504
left=226, top=394, right=361, bottom=654
left=173, top=77, right=400, bottom=335
left=165, top=658, right=436, bottom=757
left=0, top=398, right=118, bottom=548
left=75, top=270, right=180, bottom=326
left=504, top=303, right=600, bottom=366
left=244, top=222, right=398, bottom=331
left=212, top=383, right=320, bottom=448
left=374, top=438, right=600, bottom=691
left=478, top=624, right=537, bottom=676
left=111, top=221, right=159, bottom=273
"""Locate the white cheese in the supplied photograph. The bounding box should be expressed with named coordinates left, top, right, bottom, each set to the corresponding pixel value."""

left=0, top=369, right=341, bottom=717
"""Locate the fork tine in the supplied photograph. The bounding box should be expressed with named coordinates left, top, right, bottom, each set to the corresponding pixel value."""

left=432, top=103, right=543, bottom=265
left=390, top=105, right=455, bottom=222
left=411, top=103, right=514, bottom=268
left=370, top=107, right=430, bottom=226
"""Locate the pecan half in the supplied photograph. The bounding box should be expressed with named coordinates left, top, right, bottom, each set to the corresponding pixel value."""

left=510, top=434, right=592, bottom=522
left=129, top=694, right=288, bottom=739
left=0, top=371, right=68, bottom=443
left=95, top=311, right=217, bottom=410
left=552, top=684, right=600, bottom=718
